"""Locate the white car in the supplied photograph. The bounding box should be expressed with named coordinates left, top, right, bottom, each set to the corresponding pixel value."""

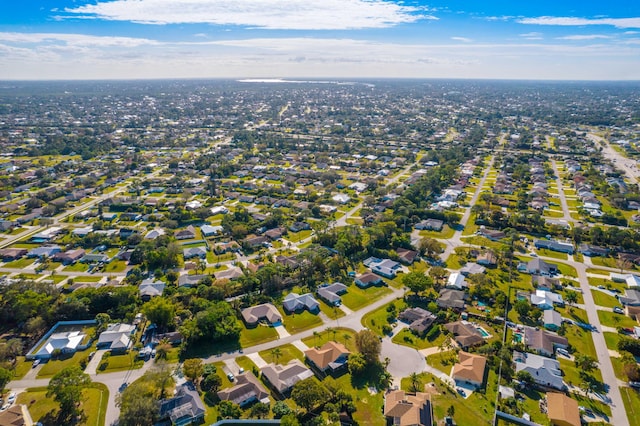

left=7, top=393, right=16, bottom=403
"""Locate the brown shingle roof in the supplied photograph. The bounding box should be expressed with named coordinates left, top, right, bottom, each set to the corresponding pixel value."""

left=547, top=392, right=580, bottom=426
left=444, top=321, right=484, bottom=348
left=241, top=303, right=282, bottom=326
left=451, top=351, right=487, bottom=386
left=304, top=341, right=350, bottom=370
left=383, top=390, right=431, bottom=426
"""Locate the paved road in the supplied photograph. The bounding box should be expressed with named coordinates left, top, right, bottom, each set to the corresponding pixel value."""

left=549, top=159, right=574, bottom=223
left=587, top=133, right=639, bottom=184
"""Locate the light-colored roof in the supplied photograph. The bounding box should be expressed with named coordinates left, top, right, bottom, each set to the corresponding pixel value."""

left=451, top=351, right=487, bottom=385
left=35, top=331, right=85, bottom=357
left=217, top=372, right=269, bottom=406
left=547, top=392, right=581, bottom=426
left=241, top=303, right=282, bottom=325
left=261, top=360, right=314, bottom=393
left=304, top=341, right=350, bottom=370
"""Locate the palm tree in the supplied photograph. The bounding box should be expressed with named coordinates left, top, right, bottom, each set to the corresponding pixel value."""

left=342, top=333, right=351, bottom=346
left=326, top=327, right=337, bottom=342
left=409, top=372, right=421, bottom=393
left=313, top=331, right=319, bottom=347
left=271, top=347, right=282, bottom=364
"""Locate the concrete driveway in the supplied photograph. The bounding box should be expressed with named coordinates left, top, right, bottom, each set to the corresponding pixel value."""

left=379, top=337, right=426, bottom=385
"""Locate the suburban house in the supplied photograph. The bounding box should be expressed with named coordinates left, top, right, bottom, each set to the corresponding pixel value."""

left=183, top=246, right=207, bottom=260
left=611, top=274, right=640, bottom=288
left=519, top=258, right=558, bottom=276
left=619, top=289, right=640, bottom=307
left=33, top=330, right=86, bottom=359
left=451, top=351, right=487, bottom=389
left=396, top=248, right=419, bottom=265
left=383, top=390, right=432, bottom=426
left=304, top=341, right=350, bottom=375
left=513, top=351, right=566, bottom=391
left=476, top=251, right=497, bottom=267
left=534, top=240, right=575, bottom=254
left=261, top=360, right=314, bottom=395
left=217, top=372, right=270, bottom=407
left=398, top=307, right=436, bottom=336
left=52, top=249, right=85, bottom=265
left=200, top=224, right=223, bottom=237
left=578, top=244, right=609, bottom=257
left=460, top=262, right=486, bottom=276
left=158, top=381, right=206, bottom=426
left=0, top=248, right=27, bottom=261
left=444, top=321, right=484, bottom=349
left=174, top=225, right=196, bottom=240
left=523, top=326, right=568, bottom=357
left=546, top=392, right=581, bottom=426
left=317, top=283, right=348, bottom=306
left=139, top=279, right=165, bottom=300
left=27, top=245, right=61, bottom=259
left=532, top=276, right=561, bottom=290
left=97, top=323, right=136, bottom=353
left=0, top=404, right=34, bottom=426
left=446, top=272, right=467, bottom=289
left=543, top=310, right=563, bottom=331
left=364, top=257, right=402, bottom=279
left=436, top=289, right=467, bottom=310
left=415, top=218, right=443, bottom=231
left=214, top=266, right=244, bottom=281
left=283, top=293, right=320, bottom=313
left=178, top=274, right=207, bottom=288
left=355, top=272, right=384, bottom=288
left=530, top=289, right=564, bottom=310
left=476, top=227, right=506, bottom=241
left=241, top=303, right=283, bottom=327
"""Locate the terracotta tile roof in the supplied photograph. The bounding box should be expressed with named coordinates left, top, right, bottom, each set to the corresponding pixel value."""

left=304, top=341, right=350, bottom=370
left=451, top=351, right=487, bottom=385
left=547, top=392, right=580, bottom=426
left=383, top=390, right=431, bottom=426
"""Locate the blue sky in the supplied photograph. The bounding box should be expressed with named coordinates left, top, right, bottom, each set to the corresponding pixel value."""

left=1, top=0, right=640, bottom=80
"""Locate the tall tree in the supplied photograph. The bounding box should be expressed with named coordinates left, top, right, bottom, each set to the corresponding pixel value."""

left=47, top=366, right=91, bottom=422
left=355, top=329, right=381, bottom=364
left=182, top=358, right=204, bottom=385
left=291, top=378, right=330, bottom=413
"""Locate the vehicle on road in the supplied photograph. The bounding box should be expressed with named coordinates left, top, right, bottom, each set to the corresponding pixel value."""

left=629, top=381, right=640, bottom=389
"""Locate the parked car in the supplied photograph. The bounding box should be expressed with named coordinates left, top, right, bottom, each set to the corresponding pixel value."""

left=227, top=373, right=235, bottom=382
left=7, top=393, right=15, bottom=403
left=32, top=359, right=40, bottom=368
left=614, top=307, right=625, bottom=314
left=629, top=381, right=640, bottom=389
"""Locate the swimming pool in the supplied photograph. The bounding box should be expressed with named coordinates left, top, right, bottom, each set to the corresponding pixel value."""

left=513, top=332, right=523, bottom=343
left=476, top=326, right=490, bottom=337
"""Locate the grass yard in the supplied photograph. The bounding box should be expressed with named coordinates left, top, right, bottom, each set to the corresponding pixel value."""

left=72, top=275, right=103, bottom=282
left=63, top=262, right=90, bottom=272
left=16, top=383, right=108, bottom=426
left=12, top=356, right=32, bottom=380
left=536, top=248, right=568, bottom=260
left=37, top=350, right=92, bottom=378
left=586, top=268, right=614, bottom=276
left=392, top=327, right=447, bottom=350
left=621, top=387, right=640, bottom=426
left=592, top=256, right=636, bottom=271
left=591, top=290, right=619, bottom=308
left=604, top=332, right=621, bottom=351
left=234, top=356, right=258, bottom=375
left=239, top=325, right=279, bottom=348
left=103, top=260, right=127, bottom=273
left=341, top=284, right=393, bottom=311
left=419, top=224, right=456, bottom=239
left=556, top=262, right=578, bottom=278
left=258, top=343, right=304, bottom=365
left=598, top=310, right=638, bottom=329
left=279, top=309, right=323, bottom=334
left=301, top=327, right=357, bottom=351
left=96, top=352, right=144, bottom=374
left=426, top=350, right=456, bottom=375
left=559, top=358, right=603, bottom=388
left=565, top=322, right=596, bottom=358
left=361, top=299, right=406, bottom=336
left=3, top=257, right=35, bottom=268
left=318, top=299, right=345, bottom=320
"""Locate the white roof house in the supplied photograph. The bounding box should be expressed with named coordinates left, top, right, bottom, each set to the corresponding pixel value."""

left=97, top=323, right=136, bottom=351
left=210, top=206, right=229, bottom=215
left=531, top=289, right=564, bottom=310
left=145, top=228, right=166, bottom=240
left=332, top=194, right=351, bottom=204
left=35, top=331, right=85, bottom=359
left=185, top=200, right=203, bottom=210
left=447, top=272, right=466, bottom=289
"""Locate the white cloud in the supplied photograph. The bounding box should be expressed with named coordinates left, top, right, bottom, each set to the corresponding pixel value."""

left=451, top=36, right=472, bottom=42
left=0, top=32, right=159, bottom=47
left=557, top=34, right=612, bottom=40
left=518, top=16, right=640, bottom=29
left=519, top=32, right=543, bottom=40
left=61, top=0, right=435, bottom=30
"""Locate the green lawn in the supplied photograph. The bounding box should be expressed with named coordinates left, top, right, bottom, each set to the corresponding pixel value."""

left=591, top=290, right=619, bottom=308
left=604, top=332, right=621, bottom=351
left=12, top=356, right=33, bottom=380
left=537, top=248, right=568, bottom=260
left=96, top=352, right=144, bottom=374
left=72, top=275, right=103, bottom=282
left=280, top=309, right=323, bottom=334
left=621, top=386, right=640, bottom=426
left=426, top=350, right=456, bottom=375
left=234, top=356, right=258, bottom=375
left=361, top=299, right=406, bottom=336
left=556, top=262, right=578, bottom=278
left=258, top=343, right=304, bottom=365
left=392, top=327, right=447, bottom=350
left=341, top=284, right=393, bottom=311
left=301, top=327, right=357, bottom=351
left=586, top=268, right=613, bottom=275
left=559, top=358, right=603, bottom=388
left=318, top=299, right=345, bottom=320
left=104, top=260, right=127, bottom=273
left=16, top=383, right=108, bottom=426
left=598, top=310, right=638, bottom=328
left=592, top=256, right=636, bottom=271
left=3, top=257, right=35, bottom=268
left=564, top=322, right=597, bottom=358
left=63, top=262, right=90, bottom=272
left=419, top=224, right=456, bottom=240
left=239, top=325, right=279, bottom=348
left=37, top=351, right=92, bottom=378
